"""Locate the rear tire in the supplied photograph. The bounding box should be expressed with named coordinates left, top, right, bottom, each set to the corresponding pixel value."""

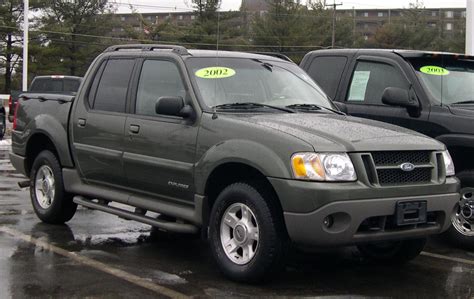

left=442, top=170, right=474, bottom=250
left=30, top=150, right=77, bottom=224
left=208, top=182, right=288, bottom=283
left=357, top=238, right=426, bottom=263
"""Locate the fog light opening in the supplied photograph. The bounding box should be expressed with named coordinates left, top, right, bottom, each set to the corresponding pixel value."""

left=323, top=216, right=334, bottom=228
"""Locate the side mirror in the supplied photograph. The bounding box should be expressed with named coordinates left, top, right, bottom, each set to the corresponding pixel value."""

left=382, top=87, right=419, bottom=109
left=155, top=96, right=194, bottom=118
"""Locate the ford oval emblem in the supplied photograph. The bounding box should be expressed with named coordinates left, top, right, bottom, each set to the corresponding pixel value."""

left=400, top=162, right=415, bottom=172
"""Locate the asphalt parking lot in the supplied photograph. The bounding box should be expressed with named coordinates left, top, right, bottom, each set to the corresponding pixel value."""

left=0, top=139, right=473, bottom=298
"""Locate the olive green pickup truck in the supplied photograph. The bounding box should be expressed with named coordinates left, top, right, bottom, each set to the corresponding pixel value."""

left=10, top=44, right=459, bottom=282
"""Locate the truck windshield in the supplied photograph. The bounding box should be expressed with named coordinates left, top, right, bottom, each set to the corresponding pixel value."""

left=185, top=57, right=335, bottom=110
left=408, top=56, right=474, bottom=105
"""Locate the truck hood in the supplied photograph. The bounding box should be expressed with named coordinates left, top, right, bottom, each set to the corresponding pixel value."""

left=235, top=113, right=444, bottom=152
left=449, top=105, right=474, bottom=117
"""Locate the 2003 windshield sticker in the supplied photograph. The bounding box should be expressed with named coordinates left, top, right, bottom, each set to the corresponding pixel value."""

left=195, top=67, right=236, bottom=79
left=420, top=66, right=450, bottom=76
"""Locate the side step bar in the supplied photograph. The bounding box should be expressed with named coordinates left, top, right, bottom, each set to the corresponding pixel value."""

left=73, top=196, right=198, bottom=234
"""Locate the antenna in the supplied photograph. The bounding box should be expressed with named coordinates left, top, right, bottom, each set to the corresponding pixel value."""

left=216, top=10, right=220, bottom=58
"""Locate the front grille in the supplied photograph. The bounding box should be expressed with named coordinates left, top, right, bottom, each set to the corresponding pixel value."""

left=372, top=151, right=431, bottom=166
left=365, top=151, right=437, bottom=186
left=377, top=168, right=432, bottom=185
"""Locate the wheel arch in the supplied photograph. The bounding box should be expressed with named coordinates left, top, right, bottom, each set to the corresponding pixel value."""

left=201, top=162, right=284, bottom=237
left=25, top=132, right=67, bottom=177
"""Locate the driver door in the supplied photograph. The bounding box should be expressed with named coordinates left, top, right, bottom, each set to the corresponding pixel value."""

left=342, top=58, right=430, bottom=135
left=123, top=58, right=199, bottom=203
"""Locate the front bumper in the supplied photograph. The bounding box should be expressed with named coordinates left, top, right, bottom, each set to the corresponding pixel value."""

left=270, top=177, right=460, bottom=247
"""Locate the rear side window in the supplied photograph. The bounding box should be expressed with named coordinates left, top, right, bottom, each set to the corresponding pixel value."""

left=306, top=56, right=347, bottom=99
left=347, top=61, right=409, bottom=105
left=92, top=59, right=135, bottom=113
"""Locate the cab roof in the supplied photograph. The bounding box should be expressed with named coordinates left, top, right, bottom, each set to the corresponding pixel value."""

left=103, top=44, right=292, bottom=63
left=306, top=48, right=474, bottom=59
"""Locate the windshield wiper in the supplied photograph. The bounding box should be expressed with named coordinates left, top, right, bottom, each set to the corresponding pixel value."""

left=285, top=104, right=345, bottom=115
left=451, top=100, right=474, bottom=105
left=213, top=102, right=294, bottom=113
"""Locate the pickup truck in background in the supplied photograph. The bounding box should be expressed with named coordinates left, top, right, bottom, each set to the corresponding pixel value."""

left=301, top=49, right=474, bottom=250
left=10, top=44, right=460, bottom=282
left=7, top=75, right=82, bottom=122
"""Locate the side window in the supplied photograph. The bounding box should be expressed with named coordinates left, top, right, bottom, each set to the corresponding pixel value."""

left=306, top=56, right=347, bottom=99
left=347, top=61, right=409, bottom=105
left=136, top=60, right=186, bottom=116
left=88, top=61, right=106, bottom=108
left=92, top=59, right=135, bottom=113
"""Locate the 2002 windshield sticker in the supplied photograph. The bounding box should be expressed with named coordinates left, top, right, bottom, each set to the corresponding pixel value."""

left=195, top=67, right=236, bottom=79
left=420, top=66, right=450, bottom=76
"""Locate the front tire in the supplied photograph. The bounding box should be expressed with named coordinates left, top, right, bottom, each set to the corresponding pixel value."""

left=208, top=182, right=287, bottom=283
left=441, top=170, right=474, bottom=250
left=30, top=150, right=77, bottom=224
left=357, top=238, right=426, bottom=263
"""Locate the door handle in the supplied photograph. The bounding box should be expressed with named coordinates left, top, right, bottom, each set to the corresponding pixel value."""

left=78, top=118, right=86, bottom=127
left=129, top=124, right=140, bottom=134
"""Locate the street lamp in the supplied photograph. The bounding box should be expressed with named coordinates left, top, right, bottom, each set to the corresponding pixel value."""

left=22, top=0, right=29, bottom=91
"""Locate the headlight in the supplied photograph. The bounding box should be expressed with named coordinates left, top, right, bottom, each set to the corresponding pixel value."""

left=442, top=150, right=455, bottom=176
left=291, top=152, right=357, bottom=181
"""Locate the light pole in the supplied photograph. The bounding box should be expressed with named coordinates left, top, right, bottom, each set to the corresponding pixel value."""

left=22, top=0, right=29, bottom=91
left=467, top=0, right=473, bottom=55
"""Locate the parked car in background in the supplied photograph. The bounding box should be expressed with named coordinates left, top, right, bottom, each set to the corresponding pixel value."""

left=10, top=45, right=460, bottom=282
left=8, top=76, right=82, bottom=122
left=301, top=49, right=474, bottom=250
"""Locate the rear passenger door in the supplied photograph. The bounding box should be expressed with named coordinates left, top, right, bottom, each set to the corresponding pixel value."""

left=341, top=58, right=429, bottom=132
left=72, top=58, right=136, bottom=187
left=123, top=58, right=199, bottom=203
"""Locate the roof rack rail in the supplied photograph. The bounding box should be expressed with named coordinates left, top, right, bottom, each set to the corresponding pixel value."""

left=104, top=44, right=189, bottom=55
left=251, top=52, right=293, bottom=63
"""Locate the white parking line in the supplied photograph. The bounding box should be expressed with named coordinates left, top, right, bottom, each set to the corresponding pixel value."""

left=0, top=226, right=190, bottom=299
left=421, top=251, right=474, bottom=266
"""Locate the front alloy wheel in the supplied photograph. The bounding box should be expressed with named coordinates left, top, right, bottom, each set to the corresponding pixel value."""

left=451, top=188, right=474, bottom=237
left=220, top=203, right=259, bottom=265
left=209, top=182, right=287, bottom=283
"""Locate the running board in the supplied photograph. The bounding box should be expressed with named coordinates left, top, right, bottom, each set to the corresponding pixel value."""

left=73, top=196, right=198, bottom=234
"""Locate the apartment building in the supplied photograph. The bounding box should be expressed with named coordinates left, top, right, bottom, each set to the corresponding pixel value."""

left=110, top=3, right=466, bottom=40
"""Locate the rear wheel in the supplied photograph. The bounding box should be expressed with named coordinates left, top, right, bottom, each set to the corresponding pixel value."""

left=357, top=238, right=427, bottom=263
left=208, top=182, right=288, bottom=283
left=30, top=150, right=77, bottom=224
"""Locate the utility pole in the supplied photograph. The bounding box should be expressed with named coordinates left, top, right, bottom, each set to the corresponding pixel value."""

left=467, top=0, right=473, bottom=55
left=326, top=0, right=343, bottom=48
left=22, top=0, right=29, bottom=92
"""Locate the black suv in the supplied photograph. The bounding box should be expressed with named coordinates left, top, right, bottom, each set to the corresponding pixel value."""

left=301, top=49, right=474, bottom=249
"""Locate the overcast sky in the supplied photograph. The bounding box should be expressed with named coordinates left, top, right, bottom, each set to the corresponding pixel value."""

left=114, top=0, right=468, bottom=13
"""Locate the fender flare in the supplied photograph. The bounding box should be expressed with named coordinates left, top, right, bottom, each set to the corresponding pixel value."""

left=194, top=139, right=291, bottom=195
left=25, top=114, right=74, bottom=168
